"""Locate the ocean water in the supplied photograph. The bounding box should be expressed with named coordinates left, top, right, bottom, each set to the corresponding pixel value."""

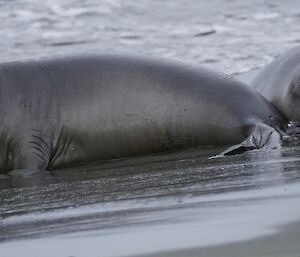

left=1, top=0, right=300, bottom=74
left=1, top=0, right=300, bottom=256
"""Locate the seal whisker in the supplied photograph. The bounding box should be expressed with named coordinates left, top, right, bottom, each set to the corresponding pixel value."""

left=29, top=142, right=50, bottom=158
left=30, top=134, right=51, bottom=150
left=32, top=151, right=47, bottom=162
left=48, top=141, right=68, bottom=168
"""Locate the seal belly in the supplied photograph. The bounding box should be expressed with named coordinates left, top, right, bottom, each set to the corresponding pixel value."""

left=49, top=96, right=244, bottom=169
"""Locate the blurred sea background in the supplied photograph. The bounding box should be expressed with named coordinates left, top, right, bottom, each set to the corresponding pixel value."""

left=1, top=1, right=300, bottom=257
left=1, top=0, right=300, bottom=74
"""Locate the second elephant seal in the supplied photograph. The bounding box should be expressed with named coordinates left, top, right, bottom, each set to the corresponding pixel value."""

left=251, top=46, right=300, bottom=122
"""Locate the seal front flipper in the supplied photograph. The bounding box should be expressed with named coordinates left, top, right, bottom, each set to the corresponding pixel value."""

left=220, top=123, right=282, bottom=156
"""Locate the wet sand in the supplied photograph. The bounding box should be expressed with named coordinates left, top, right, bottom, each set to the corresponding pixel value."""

left=1, top=143, right=300, bottom=257
left=1, top=182, right=300, bottom=257
left=139, top=221, right=300, bottom=257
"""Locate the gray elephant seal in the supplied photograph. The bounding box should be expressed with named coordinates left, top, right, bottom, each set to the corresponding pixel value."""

left=0, top=55, right=289, bottom=175
left=251, top=46, right=300, bottom=122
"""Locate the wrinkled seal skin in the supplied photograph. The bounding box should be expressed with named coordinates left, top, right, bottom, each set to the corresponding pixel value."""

left=251, top=46, right=300, bottom=122
left=0, top=55, right=288, bottom=175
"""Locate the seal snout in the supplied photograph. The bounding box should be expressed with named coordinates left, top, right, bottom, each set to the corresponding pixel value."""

left=286, top=122, right=300, bottom=135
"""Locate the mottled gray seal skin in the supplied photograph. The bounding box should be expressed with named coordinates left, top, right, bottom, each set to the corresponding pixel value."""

left=251, top=46, right=300, bottom=122
left=0, top=55, right=288, bottom=175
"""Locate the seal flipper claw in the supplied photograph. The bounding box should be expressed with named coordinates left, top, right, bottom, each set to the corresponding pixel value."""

left=220, top=142, right=255, bottom=156
left=220, top=123, right=282, bottom=156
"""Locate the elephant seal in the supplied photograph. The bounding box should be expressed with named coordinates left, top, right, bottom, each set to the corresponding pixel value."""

left=0, top=55, right=289, bottom=175
left=251, top=46, right=300, bottom=122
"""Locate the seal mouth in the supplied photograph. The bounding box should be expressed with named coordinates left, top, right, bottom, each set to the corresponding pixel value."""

left=286, top=121, right=300, bottom=135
